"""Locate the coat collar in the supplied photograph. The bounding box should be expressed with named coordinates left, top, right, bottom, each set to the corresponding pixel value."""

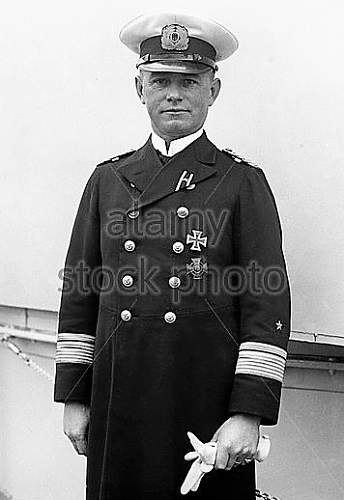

left=151, top=128, right=204, bottom=156
left=116, top=131, right=218, bottom=212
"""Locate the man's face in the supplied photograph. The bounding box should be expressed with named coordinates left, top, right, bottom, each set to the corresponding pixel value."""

left=135, top=70, right=221, bottom=141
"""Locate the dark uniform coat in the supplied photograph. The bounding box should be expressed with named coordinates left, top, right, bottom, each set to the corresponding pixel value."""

left=54, top=132, right=291, bottom=500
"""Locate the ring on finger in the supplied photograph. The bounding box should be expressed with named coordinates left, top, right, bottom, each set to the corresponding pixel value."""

left=233, top=458, right=244, bottom=467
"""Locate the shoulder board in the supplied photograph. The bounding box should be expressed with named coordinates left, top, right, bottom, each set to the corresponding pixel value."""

left=222, top=147, right=258, bottom=167
left=97, top=149, right=136, bottom=167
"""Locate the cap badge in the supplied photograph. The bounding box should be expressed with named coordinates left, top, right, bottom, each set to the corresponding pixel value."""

left=161, top=24, right=189, bottom=51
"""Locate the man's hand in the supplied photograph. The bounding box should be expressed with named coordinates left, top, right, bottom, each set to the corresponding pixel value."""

left=210, top=413, right=261, bottom=471
left=63, top=401, right=90, bottom=456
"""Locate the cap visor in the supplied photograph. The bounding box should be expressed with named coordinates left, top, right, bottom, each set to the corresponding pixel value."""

left=139, top=61, right=212, bottom=74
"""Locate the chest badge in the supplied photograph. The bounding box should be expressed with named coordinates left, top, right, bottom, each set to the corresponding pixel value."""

left=186, top=230, right=207, bottom=251
left=186, top=258, right=208, bottom=279
left=175, top=170, right=196, bottom=191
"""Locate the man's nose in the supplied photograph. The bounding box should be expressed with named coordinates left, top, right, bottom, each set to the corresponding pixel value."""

left=166, top=82, right=183, bottom=102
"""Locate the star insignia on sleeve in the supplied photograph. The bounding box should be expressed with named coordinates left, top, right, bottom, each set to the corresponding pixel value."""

left=275, top=320, right=283, bottom=331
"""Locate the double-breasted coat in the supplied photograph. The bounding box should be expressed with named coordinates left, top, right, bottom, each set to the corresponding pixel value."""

left=54, top=132, right=291, bottom=500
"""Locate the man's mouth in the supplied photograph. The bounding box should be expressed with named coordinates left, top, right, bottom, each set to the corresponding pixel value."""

left=162, top=109, right=189, bottom=113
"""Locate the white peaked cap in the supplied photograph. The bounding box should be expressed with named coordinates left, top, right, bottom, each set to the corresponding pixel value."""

left=119, top=13, right=239, bottom=73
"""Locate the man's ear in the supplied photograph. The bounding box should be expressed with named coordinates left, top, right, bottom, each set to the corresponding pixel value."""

left=209, top=78, right=221, bottom=107
left=135, top=75, right=145, bottom=104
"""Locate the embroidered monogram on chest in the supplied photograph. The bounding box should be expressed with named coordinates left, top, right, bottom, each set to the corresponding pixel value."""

left=175, top=170, right=196, bottom=191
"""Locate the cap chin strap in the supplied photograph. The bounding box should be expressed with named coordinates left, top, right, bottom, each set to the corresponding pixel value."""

left=137, top=53, right=218, bottom=71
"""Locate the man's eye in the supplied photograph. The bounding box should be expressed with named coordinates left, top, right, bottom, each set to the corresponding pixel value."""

left=183, top=79, right=197, bottom=86
left=152, top=78, right=168, bottom=85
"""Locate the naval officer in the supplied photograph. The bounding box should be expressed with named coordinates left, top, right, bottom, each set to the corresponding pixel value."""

left=54, top=12, right=291, bottom=500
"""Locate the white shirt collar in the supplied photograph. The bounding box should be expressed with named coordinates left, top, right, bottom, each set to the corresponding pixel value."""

left=151, top=128, right=204, bottom=157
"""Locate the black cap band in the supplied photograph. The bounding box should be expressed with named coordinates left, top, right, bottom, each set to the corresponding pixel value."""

left=138, top=35, right=217, bottom=70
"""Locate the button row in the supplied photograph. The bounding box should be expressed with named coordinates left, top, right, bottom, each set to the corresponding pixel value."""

left=122, top=205, right=188, bottom=324
left=120, top=309, right=177, bottom=323
left=127, top=206, right=189, bottom=220
left=123, top=239, right=186, bottom=254
left=121, top=274, right=181, bottom=288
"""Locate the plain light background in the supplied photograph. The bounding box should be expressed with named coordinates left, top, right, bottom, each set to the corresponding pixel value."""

left=1, top=0, right=344, bottom=338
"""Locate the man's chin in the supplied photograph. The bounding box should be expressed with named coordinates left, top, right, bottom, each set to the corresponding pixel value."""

left=160, top=123, right=192, bottom=139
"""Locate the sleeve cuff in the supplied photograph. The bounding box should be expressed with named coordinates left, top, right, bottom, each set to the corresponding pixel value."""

left=228, top=374, right=282, bottom=425
left=53, top=363, right=93, bottom=404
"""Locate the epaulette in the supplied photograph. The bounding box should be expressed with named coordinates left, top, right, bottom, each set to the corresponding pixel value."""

left=97, top=149, right=136, bottom=167
left=222, top=147, right=258, bottom=167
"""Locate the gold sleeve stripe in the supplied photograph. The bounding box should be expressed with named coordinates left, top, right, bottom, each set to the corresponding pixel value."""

left=56, top=332, right=95, bottom=365
left=235, top=341, right=288, bottom=383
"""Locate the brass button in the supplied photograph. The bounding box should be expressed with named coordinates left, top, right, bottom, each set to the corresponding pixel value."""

left=177, top=206, right=189, bottom=218
left=121, top=310, right=132, bottom=321
left=164, top=311, right=176, bottom=323
left=124, top=240, right=135, bottom=252
left=169, top=276, right=181, bottom=288
left=172, top=241, right=184, bottom=254
left=128, top=210, right=139, bottom=219
left=122, top=275, right=134, bottom=287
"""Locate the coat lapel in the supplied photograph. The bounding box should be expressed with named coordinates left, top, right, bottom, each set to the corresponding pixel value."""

left=117, top=132, right=218, bottom=212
